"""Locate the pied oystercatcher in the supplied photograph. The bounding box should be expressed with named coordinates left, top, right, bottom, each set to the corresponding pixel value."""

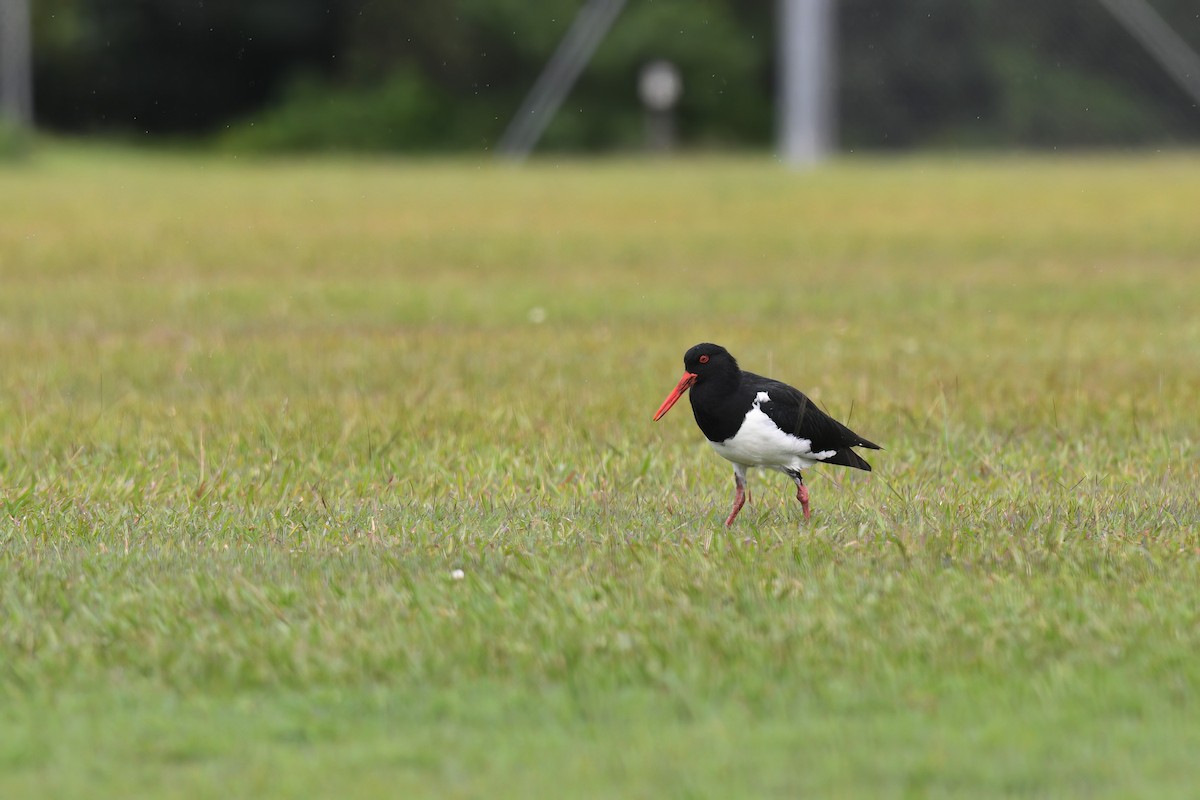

left=653, top=343, right=881, bottom=525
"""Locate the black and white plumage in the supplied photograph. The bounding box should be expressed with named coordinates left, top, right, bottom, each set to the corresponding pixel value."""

left=653, top=343, right=881, bottom=526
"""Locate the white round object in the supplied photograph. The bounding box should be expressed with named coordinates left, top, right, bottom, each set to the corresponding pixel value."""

left=638, top=60, right=682, bottom=111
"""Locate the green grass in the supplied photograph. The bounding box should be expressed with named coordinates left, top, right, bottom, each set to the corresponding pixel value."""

left=2, top=145, right=1199, bottom=798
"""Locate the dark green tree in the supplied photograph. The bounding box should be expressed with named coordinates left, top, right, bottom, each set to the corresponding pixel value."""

left=28, top=0, right=1200, bottom=150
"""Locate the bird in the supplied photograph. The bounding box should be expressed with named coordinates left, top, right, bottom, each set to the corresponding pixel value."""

left=653, top=343, right=881, bottom=526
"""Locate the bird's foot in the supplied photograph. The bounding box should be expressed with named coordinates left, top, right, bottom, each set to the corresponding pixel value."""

left=725, top=471, right=749, bottom=527
left=725, top=482, right=747, bottom=527
left=796, top=484, right=811, bottom=521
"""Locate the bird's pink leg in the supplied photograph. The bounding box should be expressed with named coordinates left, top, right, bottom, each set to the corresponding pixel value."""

left=795, top=480, right=811, bottom=520
left=725, top=469, right=748, bottom=527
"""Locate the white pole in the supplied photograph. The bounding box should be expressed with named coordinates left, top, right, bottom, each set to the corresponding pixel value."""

left=0, top=0, right=34, bottom=126
left=778, top=0, right=836, bottom=166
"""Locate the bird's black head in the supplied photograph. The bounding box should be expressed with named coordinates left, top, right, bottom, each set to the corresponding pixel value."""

left=653, top=343, right=741, bottom=421
left=682, top=343, right=739, bottom=382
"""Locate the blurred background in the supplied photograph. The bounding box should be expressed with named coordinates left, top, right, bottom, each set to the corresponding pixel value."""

left=3, top=0, right=1199, bottom=160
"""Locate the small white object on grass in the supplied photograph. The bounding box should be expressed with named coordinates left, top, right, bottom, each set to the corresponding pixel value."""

left=451, top=568, right=465, bottom=581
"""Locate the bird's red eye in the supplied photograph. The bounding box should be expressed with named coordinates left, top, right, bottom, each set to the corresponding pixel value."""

left=699, top=355, right=709, bottom=364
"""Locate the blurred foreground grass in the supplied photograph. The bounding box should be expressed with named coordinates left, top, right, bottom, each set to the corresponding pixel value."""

left=1, top=146, right=1199, bottom=798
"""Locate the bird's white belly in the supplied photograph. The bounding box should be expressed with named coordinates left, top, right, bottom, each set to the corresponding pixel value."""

left=708, top=405, right=835, bottom=472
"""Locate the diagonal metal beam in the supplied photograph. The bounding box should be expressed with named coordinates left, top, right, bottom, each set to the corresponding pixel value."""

left=1096, top=0, right=1200, bottom=108
left=497, top=0, right=628, bottom=160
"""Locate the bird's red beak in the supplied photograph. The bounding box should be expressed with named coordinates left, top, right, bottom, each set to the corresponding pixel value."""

left=653, top=372, right=698, bottom=421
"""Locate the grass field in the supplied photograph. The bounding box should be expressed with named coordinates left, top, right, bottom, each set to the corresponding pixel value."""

left=2, top=145, right=1199, bottom=798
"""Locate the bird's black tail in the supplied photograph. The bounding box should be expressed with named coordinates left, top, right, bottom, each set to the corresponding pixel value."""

left=823, top=448, right=874, bottom=472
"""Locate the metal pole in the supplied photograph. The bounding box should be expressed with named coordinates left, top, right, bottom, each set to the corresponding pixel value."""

left=1096, top=0, right=1200, bottom=108
left=778, top=0, right=836, bottom=166
left=0, top=0, right=34, bottom=126
left=497, top=0, right=627, bottom=159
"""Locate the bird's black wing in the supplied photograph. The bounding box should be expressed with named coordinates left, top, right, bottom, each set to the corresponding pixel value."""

left=745, top=373, right=882, bottom=471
